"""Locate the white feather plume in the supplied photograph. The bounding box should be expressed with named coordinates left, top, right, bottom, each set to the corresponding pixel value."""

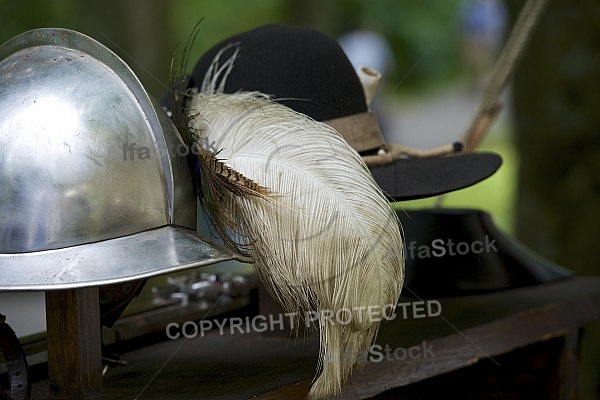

left=184, top=49, right=404, bottom=400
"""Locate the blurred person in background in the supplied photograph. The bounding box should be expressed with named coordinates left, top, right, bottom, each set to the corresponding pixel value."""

left=460, top=0, right=507, bottom=91
left=338, top=30, right=396, bottom=137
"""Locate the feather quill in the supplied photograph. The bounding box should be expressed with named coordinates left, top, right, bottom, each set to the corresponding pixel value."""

left=182, top=49, right=404, bottom=399
left=187, top=93, right=404, bottom=398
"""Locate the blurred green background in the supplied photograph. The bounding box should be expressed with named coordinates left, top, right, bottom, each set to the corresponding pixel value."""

left=0, top=0, right=468, bottom=96
left=0, top=0, right=514, bottom=231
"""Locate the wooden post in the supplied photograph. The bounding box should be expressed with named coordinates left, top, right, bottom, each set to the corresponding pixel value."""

left=558, top=329, right=580, bottom=400
left=45, top=288, right=102, bottom=399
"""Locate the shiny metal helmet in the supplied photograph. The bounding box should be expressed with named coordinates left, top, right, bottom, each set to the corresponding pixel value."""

left=0, top=28, right=250, bottom=290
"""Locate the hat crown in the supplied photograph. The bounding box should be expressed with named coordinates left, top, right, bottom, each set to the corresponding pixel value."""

left=0, top=28, right=196, bottom=253
left=191, top=24, right=368, bottom=121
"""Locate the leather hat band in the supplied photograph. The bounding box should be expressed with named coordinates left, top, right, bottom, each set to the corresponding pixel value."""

left=324, top=111, right=386, bottom=153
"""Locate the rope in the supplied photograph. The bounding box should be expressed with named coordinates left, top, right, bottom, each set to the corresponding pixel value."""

left=434, top=0, right=549, bottom=207
left=461, top=0, right=550, bottom=152
left=363, top=142, right=463, bottom=167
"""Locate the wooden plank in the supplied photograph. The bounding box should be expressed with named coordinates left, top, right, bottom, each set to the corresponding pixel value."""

left=27, top=277, right=600, bottom=399
left=45, top=288, right=102, bottom=399
left=256, top=277, right=600, bottom=399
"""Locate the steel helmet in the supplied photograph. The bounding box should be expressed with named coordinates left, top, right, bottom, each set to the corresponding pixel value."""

left=0, top=28, right=249, bottom=290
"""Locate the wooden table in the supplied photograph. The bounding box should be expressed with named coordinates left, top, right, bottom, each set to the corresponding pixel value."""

left=27, top=276, right=600, bottom=399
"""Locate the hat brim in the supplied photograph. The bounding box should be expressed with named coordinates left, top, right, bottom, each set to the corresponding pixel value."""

left=369, top=152, right=502, bottom=201
left=0, top=226, right=252, bottom=291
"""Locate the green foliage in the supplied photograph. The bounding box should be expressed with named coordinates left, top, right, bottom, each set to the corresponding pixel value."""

left=333, top=0, right=465, bottom=91
left=0, top=0, right=80, bottom=43
left=1, top=1, right=468, bottom=94
left=168, top=0, right=289, bottom=72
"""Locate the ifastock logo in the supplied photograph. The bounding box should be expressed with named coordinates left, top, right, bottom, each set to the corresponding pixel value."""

left=121, top=137, right=219, bottom=161
left=165, top=300, right=442, bottom=340
left=324, top=341, right=434, bottom=366
left=386, top=235, right=498, bottom=261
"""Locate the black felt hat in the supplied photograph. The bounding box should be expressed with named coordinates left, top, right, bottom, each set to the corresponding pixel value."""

left=398, top=208, right=571, bottom=297
left=189, top=24, right=502, bottom=200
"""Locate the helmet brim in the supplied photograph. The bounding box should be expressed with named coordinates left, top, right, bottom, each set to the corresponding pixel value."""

left=0, top=226, right=252, bottom=291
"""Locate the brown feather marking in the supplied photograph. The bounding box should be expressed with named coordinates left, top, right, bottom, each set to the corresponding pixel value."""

left=195, top=143, right=272, bottom=198
left=192, top=141, right=273, bottom=256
